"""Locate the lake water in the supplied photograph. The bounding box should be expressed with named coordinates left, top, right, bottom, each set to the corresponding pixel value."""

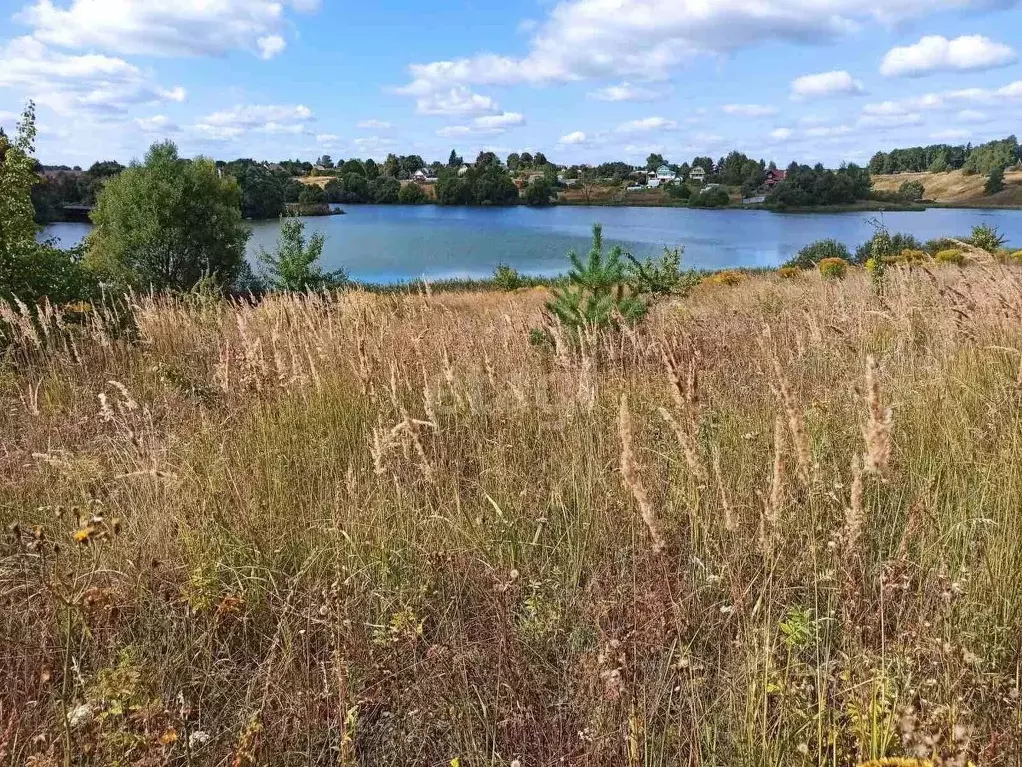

left=40, top=205, right=1022, bottom=284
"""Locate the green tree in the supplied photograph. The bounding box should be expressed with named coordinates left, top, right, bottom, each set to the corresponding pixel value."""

left=383, top=154, right=401, bottom=177
left=343, top=173, right=369, bottom=202
left=316, top=155, right=334, bottom=169
left=898, top=180, right=925, bottom=202
left=506, top=152, right=521, bottom=171
left=87, top=141, right=250, bottom=292
left=646, top=153, right=666, bottom=172
left=369, top=176, right=401, bottom=203
left=233, top=163, right=285, bottom=219
left=626, top=246, right=699, bottom=298
left=257, top=217, right=345, bottom=292
left=985, top=167, right=1005, bottom=195
left=398, top=182, right=428, bottom=204
left=448, top=149, right=463, bottom=167
left=299, top=184, right=328, bottom=205
left=970, top=223, right=1006, bottom=253
left=523, top=177, right=555, bottom=206
left=0, top=102, right=39, bottom=256
left=546, top=224, right=647, bottom=330
left=364, top=159, right=380, bottom=180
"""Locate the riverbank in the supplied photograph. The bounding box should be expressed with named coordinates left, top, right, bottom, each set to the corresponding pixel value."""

left=4, top=266, right=1021, bottom=765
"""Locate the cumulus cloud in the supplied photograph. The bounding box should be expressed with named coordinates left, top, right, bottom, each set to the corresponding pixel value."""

left=437, top=112, right=525, bottom=137
left=880, top=35, right=1016, bottom=78
left=357, top=119, right=393, bottom=130
left=860, top=78, right=1022, bottom=117
left=133, top=114, right=179, bottom=133
left=615, top=116, right=678, bottom=133
left=722, top=103, right=779, bottom=117
left=408, top=86, right=500, bottom=116
left=15, top=0, right=316, bottom=58
left=0, top=36, right=186, bottom=115
left=192, top=104, right=314, bottom=139
left=257, top=35, right=286, bottom=60
left=588, top=82, right=663, bottom=102
left=791, top=70, right=865, bottom=100
left=955, top=108, right=988, bottom=122
left=316, top=133, right=341, bottom=145
left=769, top=127, right=793, bottom=140
left=931, top=128, right=972, bottom=140
left=559, top=130, right=588, bottom=145
left=394, top=0, right=994, bottom=100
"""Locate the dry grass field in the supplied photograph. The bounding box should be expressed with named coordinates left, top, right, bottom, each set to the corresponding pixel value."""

left=871, top=168, right=1022, bottom=207
left=2, top=265, right=1022, bottom=766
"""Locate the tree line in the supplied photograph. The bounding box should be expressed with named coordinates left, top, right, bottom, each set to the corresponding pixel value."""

left=869, top=135, right=1020, bottom=175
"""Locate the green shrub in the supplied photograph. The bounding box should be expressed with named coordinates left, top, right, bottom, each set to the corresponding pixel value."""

left=493, top=263, right=524, bottom=292
left=784, top=239, right=851, bottom=270
left=934, top=249, right=965, bottom=266
left=705, top=270, right=746, bottom=286
left=818, top=257, right=848, bottom=280
left=626, top=246, right=700, bottom=298
left=896, top=249, right=928, bottom=264
left=970, top=223, right=1007, bottom=253
left=898, top=180, right=925, bottom=202
left=689, top=186, right=730, bottom=208
left=853, top=232, right=920, bottom=265
left=398, top=183, right=428, bottom=204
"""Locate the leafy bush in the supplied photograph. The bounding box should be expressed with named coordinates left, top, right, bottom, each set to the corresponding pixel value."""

left=898, top=180, right=925, bottom=201
left=493, top=263, right=524, bottom=292
left=522, top=177, right=555, bottom=206
left=896, top=249, right=928, bottom=264
left=818, top=257, right=848, bottom=280
left=398, top=183, right=428, bottom=204
left=689, top=186, right=730, bottom=208
left=934, top=249, right=965, bottom=266
left=853, top=232, right=920, bottom=265
left=924, top=237, right=959, bottom=255
left=784, top=239, right=851, bottom=270
left=970, top=224, right=1007, bottom=253
left=626, top=247, right=700, bottom=298
left=705, top=270, right=746, bottom=286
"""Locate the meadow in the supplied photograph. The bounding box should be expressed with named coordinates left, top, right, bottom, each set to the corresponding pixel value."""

left=2, top=263, right=1021, bottom=767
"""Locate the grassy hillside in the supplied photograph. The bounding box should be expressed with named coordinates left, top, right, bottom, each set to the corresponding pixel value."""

left=872, top=166, right=1022, bottom=207
left=2, top=268, right=1022, bottom=765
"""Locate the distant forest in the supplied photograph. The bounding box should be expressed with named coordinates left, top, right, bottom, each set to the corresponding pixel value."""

left=869, top=135, right=1021, bottom=175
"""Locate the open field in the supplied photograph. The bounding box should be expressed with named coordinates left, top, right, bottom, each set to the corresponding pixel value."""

left=3, top=266, right=1022, bottom=766
left=872, top=168, right=1022, bottom=208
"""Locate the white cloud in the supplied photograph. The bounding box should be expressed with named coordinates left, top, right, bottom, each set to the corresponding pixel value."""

left=770, top=127, right=793, bottom=140
left=956, top=108, right=988, bottom=122
left=316, top=133, right=341, bottom=145
left=791, top=70, right=865, bottom=100
left=437, top=111, right=525, bottom=137
left=931, top=128, right=972, bottom=140
left=880, top=35, right=1016, bottom=78
left=616, top=116, right=678, bottom=133
left=805, top=125, right=855, bottom=137
left=559, top=130, right=587, bottom=145
left=588, top=82, right=663, bottom=102
left=353, top=136, right=397, bottom=155
left=256, top=35, right=286, bottom=60
left=357, top=119, right=393, bottom=130
left=134, top=114, right=178, bottom=133
left=0, top=36, right=186, bottom=115
left=193, top=104, right=314, bottom=139
left=861, top=78, right=1022, bottom=117
left=16, top=0, right=316, bottom=58
left=857, top=112, right=923, bottom=128
left=395, top=0, right=993, bottom=99
left=722, top=103, right=779, bottom=117
left=409, top=86, right=500, bottom=116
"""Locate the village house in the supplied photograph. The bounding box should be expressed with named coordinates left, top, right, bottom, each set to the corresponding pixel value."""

left=763, top=168, right=787, bottom=188
left=689, top=166, right=706, bottom=183
left=655, top=165, right=676, bottom=183
left=413, top=168, right=438, bottom=184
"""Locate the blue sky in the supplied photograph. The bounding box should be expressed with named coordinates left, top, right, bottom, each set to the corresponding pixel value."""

left=1, top=0, right=1021, bottom=168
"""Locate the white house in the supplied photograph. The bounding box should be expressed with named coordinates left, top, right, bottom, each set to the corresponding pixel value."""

left=647, top=177, right=661, bottom=189
left=413, top=169, right=438, bottom=183
left=656, top=165, right=676, bottom=183
left=689, top=166, right=706, bottom=183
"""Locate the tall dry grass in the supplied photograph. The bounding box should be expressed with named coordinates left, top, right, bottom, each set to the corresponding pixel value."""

left=2, top=265, right=1022, bottom=766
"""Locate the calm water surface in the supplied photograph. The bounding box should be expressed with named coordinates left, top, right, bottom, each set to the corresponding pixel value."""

left=41, top=205, right=1022, bottom=284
